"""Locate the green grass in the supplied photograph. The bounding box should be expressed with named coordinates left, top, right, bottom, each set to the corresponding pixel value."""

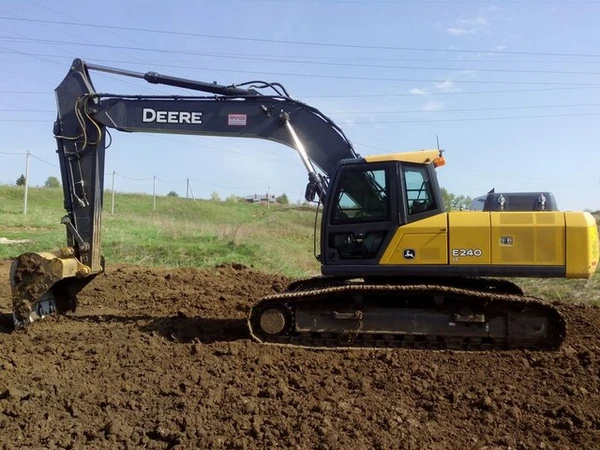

left=516, top=274, right=600, bottom=305
left=0, top=186, right=320, bottom=277
left=1, top=186, right=599, bottom=304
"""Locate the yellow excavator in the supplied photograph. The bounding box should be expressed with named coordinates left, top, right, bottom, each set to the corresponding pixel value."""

left=9, top=59, right=599, bottom=350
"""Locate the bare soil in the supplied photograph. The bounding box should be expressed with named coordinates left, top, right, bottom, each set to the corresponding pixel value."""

left=0, top=260, right=599, bottom=450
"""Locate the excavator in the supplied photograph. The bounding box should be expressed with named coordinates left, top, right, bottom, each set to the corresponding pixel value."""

left=9, top=58, right=599, bottom=350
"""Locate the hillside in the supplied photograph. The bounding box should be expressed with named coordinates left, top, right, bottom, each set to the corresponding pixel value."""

left=0, top=185, right=320, bottom=277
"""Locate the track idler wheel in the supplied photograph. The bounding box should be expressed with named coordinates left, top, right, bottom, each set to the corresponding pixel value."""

left=258, top=306, right=292, bottom=335
left=249, top=304, right=293, bottom=342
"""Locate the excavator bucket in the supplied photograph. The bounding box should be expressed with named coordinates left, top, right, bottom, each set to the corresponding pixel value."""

left=10, top=249, right=98, bottom=329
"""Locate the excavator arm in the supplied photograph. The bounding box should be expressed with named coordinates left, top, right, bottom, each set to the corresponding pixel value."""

left=11, top=58, right=357, bottom=328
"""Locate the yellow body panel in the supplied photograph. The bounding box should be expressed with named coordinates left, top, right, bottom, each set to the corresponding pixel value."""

left=380, top=215, right=448, bottom=265
left=447, top=212, right=491, bottom=265
left=565, top=212, right=599, bottom=277
left=378, top=211, right=599, bottom=279
left=364, top=149, right=440, bottom=165
left=489, top=212, right=565, bottom=266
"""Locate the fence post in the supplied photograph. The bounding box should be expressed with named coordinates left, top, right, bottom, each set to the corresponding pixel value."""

left=153, top=175, right=156, bottom=210
left=111, top=170, right=116, bottom=214
left=23, top=151, right=30, bottom=215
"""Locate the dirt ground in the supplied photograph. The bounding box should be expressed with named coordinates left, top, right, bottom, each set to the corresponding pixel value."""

left=0, top=260, right=599, bottom=450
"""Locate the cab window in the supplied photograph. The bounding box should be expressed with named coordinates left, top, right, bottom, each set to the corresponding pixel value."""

left=332, top=168, right=389, bottom=224
left=404, top=165, right=436, bottom=215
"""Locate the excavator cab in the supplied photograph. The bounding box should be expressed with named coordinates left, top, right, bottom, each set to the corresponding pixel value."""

left=321, top=151, right=444, bottom=269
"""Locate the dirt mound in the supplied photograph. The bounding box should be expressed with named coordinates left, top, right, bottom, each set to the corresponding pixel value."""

left=0, top=260, right=599, bottom=449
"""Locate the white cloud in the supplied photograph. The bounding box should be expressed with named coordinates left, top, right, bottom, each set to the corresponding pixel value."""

left=445, top=27, right=474, bottom=36
left=421, top=101, right=445, bottom=112
left=408, top=88, right=429, bottom=96
left=444, top=16, right=490, bottom=36
left=458, top=16, right=488, bottom=27
left=435, top=81, right=461, bottom=93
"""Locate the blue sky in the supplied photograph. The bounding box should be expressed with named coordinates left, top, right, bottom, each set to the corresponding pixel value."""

left=0, top=0, right=599, bottom=210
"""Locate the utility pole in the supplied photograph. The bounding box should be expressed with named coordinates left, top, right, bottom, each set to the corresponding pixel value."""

left=187, top=178, right=196, bottom=202
left=23, top=151, right=30, bottom=215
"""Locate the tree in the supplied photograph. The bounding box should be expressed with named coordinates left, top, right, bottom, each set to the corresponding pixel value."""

left=440, top=187, right=472, bottom=211
left=16, top=174, right=26, bottom=186
left=440, top=187, right=453, bottom=210
left=210, top=191, right=221, bottom=201
left=451, top=194, right=473, bottom=211
left=167, top=191, right=178, bottom=197
left=44, top=176, right=61, bottom=188
left=276, top=193, right=289, bottom=205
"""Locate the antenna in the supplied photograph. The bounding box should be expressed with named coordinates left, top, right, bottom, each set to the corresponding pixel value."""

left=436, top=135, right=444, bottom=155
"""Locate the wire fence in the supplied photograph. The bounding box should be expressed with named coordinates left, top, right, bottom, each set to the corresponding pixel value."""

left=0, top=151, right=290, bottom=214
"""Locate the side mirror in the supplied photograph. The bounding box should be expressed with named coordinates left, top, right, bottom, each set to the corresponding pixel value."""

left=304, top=183, right=317, bottom=202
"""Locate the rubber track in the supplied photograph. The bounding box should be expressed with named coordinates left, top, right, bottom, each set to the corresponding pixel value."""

left=248, top=282, right=566, bottom=351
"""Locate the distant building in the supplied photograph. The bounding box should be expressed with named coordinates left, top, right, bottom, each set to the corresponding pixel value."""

left=244, top=193, right=276, bottom=204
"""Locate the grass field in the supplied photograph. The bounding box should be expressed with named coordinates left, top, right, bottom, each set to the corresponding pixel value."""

left=0, top=185, right=320, bottom=277
left=1, top=185, right=598, bottom=304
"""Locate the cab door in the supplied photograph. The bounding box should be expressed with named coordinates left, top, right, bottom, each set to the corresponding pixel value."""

left=378, top=163, right=448, bottom=265
left=321, top=161, right=398, bottom=266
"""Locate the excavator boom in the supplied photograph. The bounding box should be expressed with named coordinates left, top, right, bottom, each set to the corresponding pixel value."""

left=11, top=58, right=356, bottom=328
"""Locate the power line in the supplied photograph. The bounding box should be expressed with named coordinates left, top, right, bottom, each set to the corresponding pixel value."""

left=0, top=119, right=49, bottom=123
left=339, top=111, right=600, bottom=124
left=4, top=46, right=600, bottom=77
left=2, top=16, right=600, bottom=58
left=150, top=135, right=295, bottom=165
left=0, top=91, right=48, bottom=94
left=30, top=153, right=58, bottom=168
left=3, top=110, right=600, bottom=125
left=101, top=173, right=288, bottom=194
left=2, top=41, right=598, bottom=86
left=187, top=177, right=277, bottom=191
left=1, top=86, right=598, bottom=100
left=0, top=151, right=25, bottom=155
left=114, top=172, right=153, bottom=182
left=0, top=108, right=53, bottom=112
left=208, top=0, right=600, bottom=3
left=0, top=46, right=170, bottom=96
left=3, top=102, right=598, bottom=117
left=303, top=86, right=599, bottom=98
left=5, top=48, right=600, bottom=66
left=328, top=102, right=600, bottom=115
left=154, top=176, right=180, bottom=185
